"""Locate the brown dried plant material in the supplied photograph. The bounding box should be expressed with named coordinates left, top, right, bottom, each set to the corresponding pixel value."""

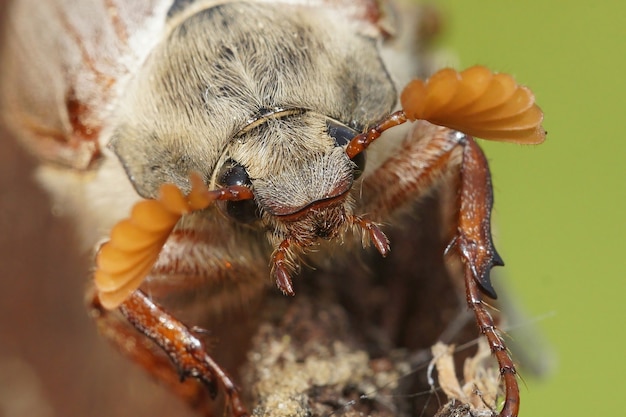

left=239, top=278, right=506, bottom=417
left=241, top=294, right=408, bottom=417
left=431, top=341, right=501, bottom=417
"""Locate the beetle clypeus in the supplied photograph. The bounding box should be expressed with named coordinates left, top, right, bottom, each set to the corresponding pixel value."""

left=1, top=1, right=544, bottom=416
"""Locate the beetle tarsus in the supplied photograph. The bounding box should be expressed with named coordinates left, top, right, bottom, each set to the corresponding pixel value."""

left=465, top=270, right=520, bottom=417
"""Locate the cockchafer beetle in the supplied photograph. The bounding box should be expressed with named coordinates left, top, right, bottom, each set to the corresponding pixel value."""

left=1, top=1, right=544, bottom=416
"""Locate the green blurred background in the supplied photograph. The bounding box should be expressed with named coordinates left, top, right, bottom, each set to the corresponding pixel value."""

left=434, top=1, right=625, bottom=416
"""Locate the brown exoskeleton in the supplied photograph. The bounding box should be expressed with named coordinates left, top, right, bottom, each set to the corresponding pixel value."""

left=0, top=1, right=544, bottom=416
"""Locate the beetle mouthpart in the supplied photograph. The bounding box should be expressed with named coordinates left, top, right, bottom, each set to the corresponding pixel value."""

left=275, top=265, right=295, bottom=296
left=271, top=239, right=296, bottom=296
left=349, top=216, right=390, bottom=257
left=254, top=150, right=354, bottom=218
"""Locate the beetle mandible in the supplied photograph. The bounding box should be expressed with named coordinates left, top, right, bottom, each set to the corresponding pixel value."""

left=0, top=1, right=545, bottom=416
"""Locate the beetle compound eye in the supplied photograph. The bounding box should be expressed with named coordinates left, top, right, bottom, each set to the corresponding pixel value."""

left=326, top=119, right=357, bottom=147
left=216, top=160, right=259, bottom=223
left=217, top=160, right=251, bottom=188
left=326, top=119, right=366, bottom=179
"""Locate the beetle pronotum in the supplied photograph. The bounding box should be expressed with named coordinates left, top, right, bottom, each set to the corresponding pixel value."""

left=1, top=1, right=544, bottom=416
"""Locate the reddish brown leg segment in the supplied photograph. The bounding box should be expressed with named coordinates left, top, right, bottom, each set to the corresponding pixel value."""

left=88, top=291, right=214, bottom=415
left=113, top=291, right=249, bottom=417
left=456, top=137, right=518, bottom=417
left=360, top=123, right=519, bottom=417
left=361, top=122, right=460, bottom=219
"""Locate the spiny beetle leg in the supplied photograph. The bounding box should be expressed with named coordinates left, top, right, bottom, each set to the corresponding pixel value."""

left=117, top=291, right=250, bottom=417
left=456, top=136, right=519, bottom=417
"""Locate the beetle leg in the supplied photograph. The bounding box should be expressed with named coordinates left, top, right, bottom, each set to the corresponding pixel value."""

left=361, top=121, right=518, bottom=417
left=87, top=290, right=214, bottom=415
left=119, top=291, right=249, bottom=417
left=456, top=137, right=518, bottom=417
left=88, top=290, right=249, bottom=417
left=361, top=122, right=460, bottom=220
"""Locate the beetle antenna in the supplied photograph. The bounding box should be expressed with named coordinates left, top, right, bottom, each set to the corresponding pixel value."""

left=345, top=111, right=408, bottom=159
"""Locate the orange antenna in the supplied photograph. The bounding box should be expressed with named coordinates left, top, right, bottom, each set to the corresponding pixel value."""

left=94, top=173, right=252, bottom=309
left=401, top=66, right=546, bottom=144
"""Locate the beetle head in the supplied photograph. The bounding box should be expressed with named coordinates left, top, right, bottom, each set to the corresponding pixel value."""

left=211, top=108, right=387, bottom=295
left=108, top=2, right=397, bottom=293
left=213, top=109, right=363, bottom=239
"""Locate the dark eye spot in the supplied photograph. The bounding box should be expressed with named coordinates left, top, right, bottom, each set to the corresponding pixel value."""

left=217, top=159, right=251, bottom=187
left=326, top=119, right=366, bottom=179
left=216, top=160, right=259, bottom=223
